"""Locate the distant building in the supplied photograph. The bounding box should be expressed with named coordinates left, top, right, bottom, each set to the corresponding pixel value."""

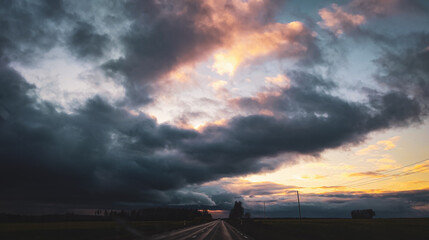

left=351, top=209, right=376, bottom=219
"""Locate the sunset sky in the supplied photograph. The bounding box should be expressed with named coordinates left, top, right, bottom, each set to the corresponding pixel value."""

left=1, top=0, right=429, bottom=218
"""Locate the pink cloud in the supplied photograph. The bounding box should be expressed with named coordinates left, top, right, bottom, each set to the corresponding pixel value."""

left=318, top=4, right=366, bottom=36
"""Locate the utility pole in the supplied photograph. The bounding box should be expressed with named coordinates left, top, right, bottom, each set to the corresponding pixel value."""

left=296, top=191, right=302, bottom=222
left=264, top=201, right=265, bottom=219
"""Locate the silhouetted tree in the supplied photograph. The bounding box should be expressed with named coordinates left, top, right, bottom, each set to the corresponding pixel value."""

left=244, top=212, right=251, bottom=219
left=229, top=201, right=244, bottom=219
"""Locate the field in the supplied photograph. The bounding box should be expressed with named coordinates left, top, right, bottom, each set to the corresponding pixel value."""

left=228, top=218, right=429, bottom=240
left=0, top=220, right=205, bottom=240
left=2, top=218, right=429, bottom=240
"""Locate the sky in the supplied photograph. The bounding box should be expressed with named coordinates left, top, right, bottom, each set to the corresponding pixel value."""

left=0, top=0, right=429, bottom=218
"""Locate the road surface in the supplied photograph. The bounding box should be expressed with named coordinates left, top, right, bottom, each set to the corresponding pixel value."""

left=150, top=220, right=253, bottom=240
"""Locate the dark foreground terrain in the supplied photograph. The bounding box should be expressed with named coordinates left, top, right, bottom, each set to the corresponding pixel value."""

left=0, top=220, right=209, bottom=240
left=1, top=218, right=429, bottom=240
left=229, top=218, right=429, bottom=240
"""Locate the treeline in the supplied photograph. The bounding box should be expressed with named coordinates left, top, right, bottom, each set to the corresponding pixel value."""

left=0, top=213, right=103, bottom=222
left=229, top=201, right=251, bottom=219
left=0, top=208, right=212, bottom=222
left=95, top=208, right=212, bottom=221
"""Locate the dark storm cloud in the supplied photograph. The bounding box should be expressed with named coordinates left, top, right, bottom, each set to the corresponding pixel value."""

left=2, top=0, right=312, bottom=106
left=0, top=59, right=287, bottom=209
left=228, top=71, right=421, bottom=158
left=349, top=0, right=428, bottom=17
left=210, top=192, right=240, bottom=208
left=0, top=0, right=66, bottom=63
left=1, top=40, right=428, bottom=210
left=0, top=63, right=205, bottom=208
left=101, top=0, right=226, bottom=105
left=173, top=111, right=210, bottom=128
left=0, top=0, right=296, bottom=210
left=67, top=22, right=111, bottom=59
left=374, top=33, right=429, bottom=103
left=0, top=0, right=115, bottom=64
left=101, top=0, right=291, bottom=106
left=236, top=182, right=296, bottom=196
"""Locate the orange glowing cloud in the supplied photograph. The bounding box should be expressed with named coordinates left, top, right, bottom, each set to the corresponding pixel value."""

left=356, top=136, right=400, bottom=155
left=210, top=80, right=228, bottom=90
left=265, top=74, right=291, bottom=88
left=301, top=174, right=327, bottom=180
left=403, top=160, right=429, bottom=174
left=212, top=21, right=315, bottom=76
left=377, top=136, right=400, bottom=150
left=191, top=118, right=229, bottom=132
left=151, top=0, right=316, bottom=89
left=258, top=109, right=275, bottom=116
left=356, top=144, right=380, bottom=155
left=218, top=178, right=297, bottom=197
left=152, top=0, right=291, bottom=83
left=168, top=66, right=194, bottom=83
left=366, top=157, right=397, bottom=164
left=347, top=171, right=385, bottom=178
left=207, top=210, right=228, bottom=218
left=318, top=4, right=365, bottom=36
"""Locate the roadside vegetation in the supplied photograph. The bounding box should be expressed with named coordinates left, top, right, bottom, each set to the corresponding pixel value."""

left=0, top=219, right=214, bottom=240
left=0, top=208, right=213, bottom=240
left=227, top=218, right=429, bottom=240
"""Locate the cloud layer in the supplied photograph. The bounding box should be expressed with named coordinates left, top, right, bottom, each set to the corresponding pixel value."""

left=0, top=0, right=428, bottom=216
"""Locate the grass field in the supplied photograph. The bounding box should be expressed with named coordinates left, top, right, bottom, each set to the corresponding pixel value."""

left=2, top=218, right=428, bottom=240
left=228, top=218, right=429, bottom=240
left=0, top=220, right=206, bottom=240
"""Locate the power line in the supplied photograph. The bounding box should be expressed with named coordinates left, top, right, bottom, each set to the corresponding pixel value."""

left=346, top=160, right=429, bottom=188
left=342, top=158, right=429, bottom=187
left=344, top=158, right=429, bottom=185
left=347, top=171, right=421, bottom=188
left=349, top=168, right=427, bottom=187
left=348, top=176, right=396, bottom=188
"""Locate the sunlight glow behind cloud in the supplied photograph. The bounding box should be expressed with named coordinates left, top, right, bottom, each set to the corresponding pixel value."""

left=212, top=22, right=314, bottom=76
